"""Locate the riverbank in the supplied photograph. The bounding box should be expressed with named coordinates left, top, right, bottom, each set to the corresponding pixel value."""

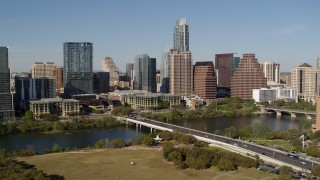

left=18, top=146, right=275, bottom=180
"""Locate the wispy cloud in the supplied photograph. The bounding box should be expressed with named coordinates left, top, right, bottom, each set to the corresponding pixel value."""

left=269, top=25, right=307, bottom=34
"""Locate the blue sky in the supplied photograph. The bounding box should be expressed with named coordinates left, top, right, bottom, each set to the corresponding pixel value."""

left=0, top=0, right=319, bottom=72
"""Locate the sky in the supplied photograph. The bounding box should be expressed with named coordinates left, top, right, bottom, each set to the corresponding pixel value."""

left=0, top=0, right=319, bottom=72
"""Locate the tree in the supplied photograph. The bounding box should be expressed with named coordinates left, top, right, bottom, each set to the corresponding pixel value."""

left=217, top=159, right=236, bottom=171
left=52, top=143, right=61, bottom=152
left=168, top=151, right=183, bottom=164
left=224, top=126, right=237, bottom=138
left=305, top=145, right=320, bottom=158
left=53, top=121, right=65, bottom=131
left=171, top=110, right=182, bottom=121
left=22, top=111, right=34, bottom=122
left=158, top=131, right=173, bottom=141
left=185, top=148, right=213, bottom=170
left=311, top=165, right=320, bottom=177
left=111, top=138, right=126, bottom=148
left=141, top=136, right=155, bottom=146
left=95, top=139, right=107, bottom=148
left=279, top=166, right=293, bottom=180
left=158, top=101, right=170, bottom=109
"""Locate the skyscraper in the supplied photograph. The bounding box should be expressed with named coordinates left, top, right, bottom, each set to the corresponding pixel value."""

left=93, top=72, right=110, bottom=93
left=126, top=63, right=134, bottom=89
left=126, top=63, right=134, bottom=80
left=291, top=63, right=319, bottom=102
left=160, top=48, right=171, bottom=93
left=134, top=54, right=156, bottom=93
left=15, top=77, right=56, bottom=112
left=169, top=49, right=193, bottom=95
left=0, top=47, right=14, bottom=120
left=63, top=42, right=93, bottom=97
left=215, top=53, right=240, bottom=87
left=230, top=54, right=267, bottom=99
left=260, top=62, right=280, bottom=85
left=174, top=18, right=189, bottom=51
left=193, top=61, right=217, bottom=103
left=316, top=57, right=320, bottom=70
left=31, top=62, right=56, bottom=78
left=102, top=57, right=118, bottom=91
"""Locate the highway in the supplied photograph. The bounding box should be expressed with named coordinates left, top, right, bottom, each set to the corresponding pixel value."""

left=125, top=115, right=319, bottom=171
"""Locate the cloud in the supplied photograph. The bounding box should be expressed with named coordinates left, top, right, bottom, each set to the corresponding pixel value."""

left=269, top=25, right=307, bottom=34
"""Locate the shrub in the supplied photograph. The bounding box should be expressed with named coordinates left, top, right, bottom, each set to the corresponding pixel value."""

left=218, top=159, right=236, bottom=171
left=111, top=138, right=126, bottom=148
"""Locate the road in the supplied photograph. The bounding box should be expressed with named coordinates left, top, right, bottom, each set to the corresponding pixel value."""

left=127, top=115, right=319, bottom=171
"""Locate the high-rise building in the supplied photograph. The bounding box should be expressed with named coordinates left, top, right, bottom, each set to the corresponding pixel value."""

left=169, top=49, right=193, bottom=95
left=193, top=61, right=217, bottom=104
left=160, top=48, right=171, bottom=93
left=93, top=72, right=110, bottom=94
left=31, top=62, right=56, bottom=78
left=260, top=62, right=280, bottom=85
left=63, top=42, right=93, bottom=97
left=291, top=63, right=319, bottom=102
left=102, top=57, right=118, bottom=91
left=174, top=18, right=189, bottom=51
left=280, top=72, right=291, bottom=86
left=0, top=47, right=14, bottom=120
left=215, top=53, right=240, bottom=87
left=313, top=96, right=320, bottom=131
left=134, top=54, right=156, bottom=93
left=126, top=63, right=134, bottom=79
left=126, top=63, right=134, bottom=89
left=156, top=70, right=161, bottom=93
left=15, top=77, right=56, bottom=112
left=53, top=67, right=63, bottom=92
left=316, top=57, right=320, bottom=70
left=230, top=54, right=267, bottom=99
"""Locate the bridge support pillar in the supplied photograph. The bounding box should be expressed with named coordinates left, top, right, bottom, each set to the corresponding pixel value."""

left=150, top=127, right=153, bottom=133
left=276, top=111, right=281, bottom=117
left=306, top=114, right=312, bottom=120
left=290, top=112, right=296, bottom=119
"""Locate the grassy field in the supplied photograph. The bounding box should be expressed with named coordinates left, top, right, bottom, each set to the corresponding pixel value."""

left=250, top=139, right=292, bottom=152
left=18, top=147, right=276, bottom=180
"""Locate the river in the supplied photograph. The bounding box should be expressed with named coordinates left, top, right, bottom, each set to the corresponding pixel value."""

left=0, top=114, right=312, bottom=153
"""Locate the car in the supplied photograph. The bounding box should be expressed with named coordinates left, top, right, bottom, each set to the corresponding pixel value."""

left=233, top=143, right=238, bottom=146
left=301, top=162, right=306, bottom=165
left=243, top=144, right=247, bottom=147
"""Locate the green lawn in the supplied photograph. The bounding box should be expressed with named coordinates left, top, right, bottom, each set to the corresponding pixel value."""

left=18, top=147, right=276, bottom=180
left=250, top=139, right=292, bottom=152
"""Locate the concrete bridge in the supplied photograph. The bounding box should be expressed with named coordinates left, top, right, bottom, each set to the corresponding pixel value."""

left=261, top=107, right=316, bottom=119
left=115, top=115, right=319, bottom=172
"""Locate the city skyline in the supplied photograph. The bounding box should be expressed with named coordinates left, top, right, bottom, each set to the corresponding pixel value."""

left=0, top=0, right=319, bottom=72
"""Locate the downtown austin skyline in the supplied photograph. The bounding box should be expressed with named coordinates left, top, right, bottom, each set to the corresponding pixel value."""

left=0, top=0, right=319, bottom=72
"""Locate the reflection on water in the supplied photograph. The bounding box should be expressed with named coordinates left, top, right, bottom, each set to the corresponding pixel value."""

left=176, top=114, right=310, bottom=133
left=0, top=125, right=147, bottom=153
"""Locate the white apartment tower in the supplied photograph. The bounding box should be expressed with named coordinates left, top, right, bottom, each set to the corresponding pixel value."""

left=260, top=62, right=280, bottom=85
left=291, top=63, right=319, bottom=102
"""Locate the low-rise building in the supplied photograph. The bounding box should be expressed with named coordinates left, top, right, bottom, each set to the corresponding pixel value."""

left=108, top=90, right=181, bottom=109
left=252, top=87, right=298, bottom=103
left=252, top=88, right=277, bottom=102
left=181, top=95, right=204, bottom=109
left=30, top=98, right=80, bottom=119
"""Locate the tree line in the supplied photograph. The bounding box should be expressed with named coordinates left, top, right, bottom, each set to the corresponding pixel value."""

left=0, top=114, right=122, bottom=135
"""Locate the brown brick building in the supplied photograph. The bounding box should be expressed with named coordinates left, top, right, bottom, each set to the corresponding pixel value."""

left=230, top=54, right=267, bottom=99
left=53, top=67, right=64, bottom=95
left=169, top=49, right=193, bottom=95
left=193, top=61, right=217, bottom=104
